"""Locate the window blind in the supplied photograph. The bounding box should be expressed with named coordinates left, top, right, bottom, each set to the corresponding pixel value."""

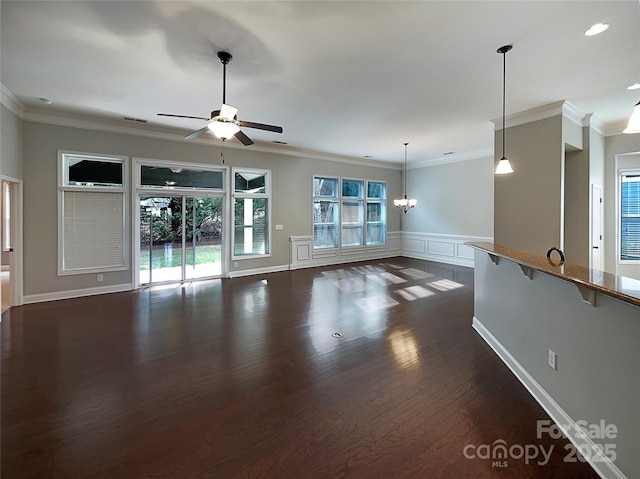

left=62, top=190, right=125, bottom=272
left=621, top=176, right=640, bottom=260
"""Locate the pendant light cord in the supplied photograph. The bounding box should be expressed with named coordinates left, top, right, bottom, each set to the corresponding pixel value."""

left=222, top=61, right=227, bottom=104
left=403, top=142, right=408, bottom=195
left=497, top=45, right=512, bottom=159
left=502, top=49, right=506, bottom=159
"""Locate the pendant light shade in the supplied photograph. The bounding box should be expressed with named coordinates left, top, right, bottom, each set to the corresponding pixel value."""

left=394, top=142, right=417, bottom=214
left=623, top=100, right=640, bottom=134
left=495, top=45, right=514, bottom=175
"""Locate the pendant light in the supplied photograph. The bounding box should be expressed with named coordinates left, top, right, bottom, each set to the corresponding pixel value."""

left=393, top=142, right=417, bottom=213
left=623, top=100, right=640, bottom=134
left=495, top=45, right=514, bottom=174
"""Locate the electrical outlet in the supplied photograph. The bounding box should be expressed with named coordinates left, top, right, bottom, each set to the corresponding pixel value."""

left=548, top=349, right=557, bottom=370
left=97, top=274, right=104, bottom=282
left=234, top=262, right=238, bottom=268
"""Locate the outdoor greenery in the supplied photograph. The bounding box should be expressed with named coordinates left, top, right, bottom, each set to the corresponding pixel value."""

left=139, top=244, right=221, bottom=270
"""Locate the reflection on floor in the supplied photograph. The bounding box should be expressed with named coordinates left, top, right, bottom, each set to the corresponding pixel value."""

left=321, top=262, right=462, bottom=313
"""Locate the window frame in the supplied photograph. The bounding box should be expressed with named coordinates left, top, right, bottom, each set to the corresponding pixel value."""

left=365, top=180, right=387, bottom=246
left=618, top=168, right=640, bottom=264
left=58, top=150, right=128, bottom=276
left=313, top=175, right=340, bottom=250
left=312, top=175, right=387, bottom=251
left=232, top=167, right=271, bottom=260
left=341, top=178, right=365, bottom=248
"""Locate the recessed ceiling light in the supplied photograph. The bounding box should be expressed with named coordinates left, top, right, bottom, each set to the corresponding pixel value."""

left=37, top=97, right=52, bottom=105
left=627, top=83, right=640, bottom=90
left=585, top=23, right=609, bottom=36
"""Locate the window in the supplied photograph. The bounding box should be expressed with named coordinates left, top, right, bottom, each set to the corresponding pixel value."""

left=366, top=181, right=386, bottom=245
left=313, top=176, right=387, bottom=250
left=313, top=177, right=339, bottom=249
left=342, top=179, right=364, bottom=247
left=140, top=165, right=223, bottom=190
left=58, top=151, right=127, bottom=275
left=620, top=172, right=640, bottom=261
left=233, top=168, right=270, bottom=257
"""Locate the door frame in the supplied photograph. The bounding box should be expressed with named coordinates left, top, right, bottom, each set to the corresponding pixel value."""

left=132, top=158, right=229, bottom=288
left=1, top=176, right=23, bottom=309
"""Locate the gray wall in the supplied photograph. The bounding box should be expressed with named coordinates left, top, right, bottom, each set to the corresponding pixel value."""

left=0, top=104, right=23, bottom=266
left=494, top=116, right=563, bottom=255
left=402, top=157, right=494, bottom=237
left=23, top=121, right=402, bottom=296
left=0, top=103, right=23, bottom=180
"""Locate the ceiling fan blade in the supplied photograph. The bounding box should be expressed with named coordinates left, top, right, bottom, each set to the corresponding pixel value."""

left=158, top=113, right=210, bottom=121
left=238, top=121, right=283, bottom=133
left=235, top=130, right=254, bottom=146
left=184, top=126, right=211, bottom=140
left=219, top=104, right=238, bottom=120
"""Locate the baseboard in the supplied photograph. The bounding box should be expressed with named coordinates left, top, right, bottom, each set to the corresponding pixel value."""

left=23, top=283, right=134, bottom=304
left=229, top=264, right=290, bottom=278
left=472, top=317, right=627, bottom=479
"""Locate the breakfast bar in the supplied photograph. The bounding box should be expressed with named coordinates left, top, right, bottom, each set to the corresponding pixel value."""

left=467, top=242, right=639, bottom=479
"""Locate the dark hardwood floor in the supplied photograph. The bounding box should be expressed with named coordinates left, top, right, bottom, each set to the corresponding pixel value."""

left=1, top=258, right=599, bottom=478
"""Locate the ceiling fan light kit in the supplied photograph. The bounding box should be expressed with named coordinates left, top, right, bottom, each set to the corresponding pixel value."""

left=158, top=51, right=283, bottom=147
left=207, top=118, right=240, bottom=139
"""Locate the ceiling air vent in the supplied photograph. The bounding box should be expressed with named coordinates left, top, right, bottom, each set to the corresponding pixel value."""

left=123, top=117, right=147, bottom=123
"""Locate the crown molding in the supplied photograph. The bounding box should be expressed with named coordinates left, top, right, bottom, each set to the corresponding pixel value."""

left=491, top=99, right=627, bottom=137
left=583, top=113, right=606, bottom=136
left=492, top=100, right=570, bottom=130
left=0, top=84, right=25, bottom=118
left=408, top=148, right=494, bottom=169
left=603, top=119, right=632, bottom=137
left=22, top=107, right=399, bottom=170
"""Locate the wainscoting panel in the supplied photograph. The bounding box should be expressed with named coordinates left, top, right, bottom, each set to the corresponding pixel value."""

left=289, top=232, right=490, bottom=271
left=401, top=232, right=493, bottom=268
left=427, top=240, right=455, bottom=258
left=289, top=232, right=401, bottom=270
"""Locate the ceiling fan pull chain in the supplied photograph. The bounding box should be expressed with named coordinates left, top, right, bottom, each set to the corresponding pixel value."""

left=221, top=140, right=225, bottom=164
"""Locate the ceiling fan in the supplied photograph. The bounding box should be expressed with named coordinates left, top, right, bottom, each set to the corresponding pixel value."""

left=158, top=51, right=283, bottom=146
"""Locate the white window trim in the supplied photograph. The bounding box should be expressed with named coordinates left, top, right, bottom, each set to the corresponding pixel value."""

left=313, top=175, right=388, bottom=251
left=232, top=167, right=271, bottom=260
left=57, top=151, right=128, bottom=276
left=617, top=168, right=640, bottom=264
left=313, top=175, right=340, bottom=250
left=365, top=179, right=387, bottom=246
left=132, top=158, right=229, bottom=284
left=135, top=157, right=226, bottom=193
left=341, top=177, right=365, bottom=248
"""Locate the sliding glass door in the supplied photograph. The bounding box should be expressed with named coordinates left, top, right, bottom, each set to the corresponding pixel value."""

left=185, top=197, right=222, bottom=280
left=139, top=195, right=223, bottom=285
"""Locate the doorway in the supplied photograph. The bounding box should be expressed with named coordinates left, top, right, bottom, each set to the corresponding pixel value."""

left=1, top=179, right=21, bottom=313
left=139, top=195, right=223, bottom=285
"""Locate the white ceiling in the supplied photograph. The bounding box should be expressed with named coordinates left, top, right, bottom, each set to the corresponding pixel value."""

left=1, top=1, right=638, bottom=164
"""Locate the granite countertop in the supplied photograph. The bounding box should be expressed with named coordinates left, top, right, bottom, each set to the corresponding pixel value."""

left=466, top=241, right=640, bottom=308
